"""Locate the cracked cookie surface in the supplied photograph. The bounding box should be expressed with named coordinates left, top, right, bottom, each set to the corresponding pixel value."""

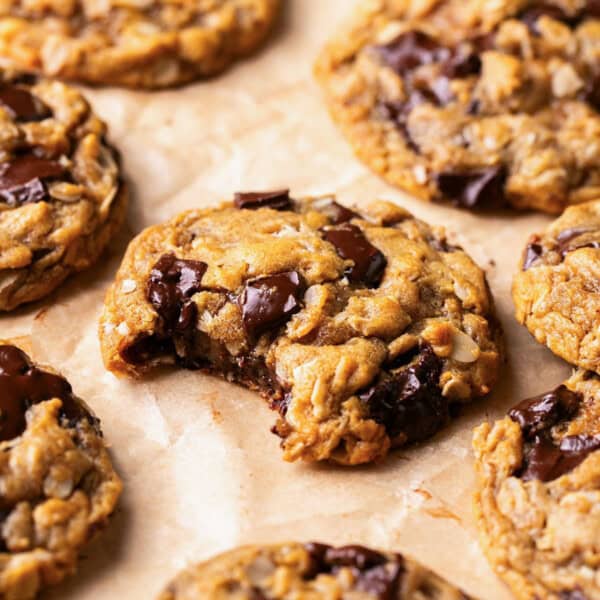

left=99, top=192, right=502, bottom=465
left=315, top=0, right=600, bottom=213
left=0, top=0, right=280, bottom=88
left=0, top=342, right=122, bottom=600
left=473, top=370, right=600, bottom=600
left=157, top=542, right=471, bottom=599
left=513, top=199, right=600, bottom=373
left=0, top=70, right=126, bottom=311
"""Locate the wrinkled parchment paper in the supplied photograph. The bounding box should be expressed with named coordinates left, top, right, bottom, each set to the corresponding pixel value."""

left=1, top=2, right=576, bottom=598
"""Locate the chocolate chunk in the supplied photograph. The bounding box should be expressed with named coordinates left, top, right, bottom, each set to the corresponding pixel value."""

left=360, top=345, right=448, bottom=442
left=324, top=545, right=388, bottom=569
left=509, top=385, right=581, bottom=436
left=119, top=334, right=176, bottom=366
left=0, top=154, right=65, bottom=207
left=582, top=71, right=600, bottom=111
left=508, top=385, right=600, bottom=481
left=436, top=166, right=506, bottom=208
left=304, top=543, right=404, bottom=600
left=0, top=86, right=51, bottom=122
left=376, top=31, right=450, bottom=73
left=585, top=0, right=600, bottom=18
left=322, top=224, right=387, bottom=287
left=555, top=227, right=600, bottom=257
left=240, top=271, right=304, bottom=340
left=234, top=189, right=291, bottom=211
left=146, top=253, right=207, bottom=334
left=441, top=51, right=482, bottom=79
left=520, top=434, right=600, bottom=482
left=0, top=345, right=96, bottom=441
left=559, top=590, right=589, bottom=600
left=520, top=3, right=574, bottom=33
left=522, top=240, right=544, bottom=270
left=317, top=199, right=360, bottom=224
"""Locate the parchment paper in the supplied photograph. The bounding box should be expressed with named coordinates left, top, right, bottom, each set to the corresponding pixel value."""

left=0, top=2, right=576, bottom=598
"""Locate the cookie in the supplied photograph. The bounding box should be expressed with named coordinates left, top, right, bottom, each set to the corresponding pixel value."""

left=315, top=0, right=600, bottom=213
left=157, top=542, right=471, bottom=599
left=0, top=342, right=122, bottom=599
left=0, top=0, right=280, bottom=89
left=0, top=70, right=126, bottom=311
left=513, top=199, right=600, bottom=373
left=473, top=369, right=600, bottom=599
left=99, top=191, right=502, bottom=465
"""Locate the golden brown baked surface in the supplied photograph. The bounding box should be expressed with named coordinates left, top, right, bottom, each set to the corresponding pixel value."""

left=157, top=542, right=471, bottom=599
left=0, top=0, right=280, bottom=88
left=0, top=70, right=126, bottom=311
left=0, top=342, right=122, bottom=599
left=473, top=370, right=600, bottom=600
left=99, top=192, right=502, bottom=465
left=513, top=199, right=600, bottom=373
left=315, top=0, right=600, bottom=213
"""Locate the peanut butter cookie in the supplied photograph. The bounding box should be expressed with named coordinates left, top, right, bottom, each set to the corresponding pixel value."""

left=99, top=191, right=502, bottom=465
left=157, top=542, right=471, bottom=599
left=315, top=0, right=600, bottom=213
left=473, top=370, right=600, bottom=599
left=0, top=342, right=122, bottom=599
left=513, top=199, right=600, bottom=373
left=0, top=70, right=126, bottom=311
left=0, top=0, right=280, bottom=88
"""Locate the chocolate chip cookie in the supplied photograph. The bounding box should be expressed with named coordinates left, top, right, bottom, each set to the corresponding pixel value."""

left=513, top=199, right=600, bottom=373
left=99, top=191, right=502, bottom=465
left=0, top=71, right=126, bottom=311
left=157, top=542, right=471, bottom=599
left=473, top=370, right=600, bottom=599
left=0, top=0, right=280, bottom=88
left=315, top=0, right=600, bottom=213
left=0, top=342, right=122, bottom=599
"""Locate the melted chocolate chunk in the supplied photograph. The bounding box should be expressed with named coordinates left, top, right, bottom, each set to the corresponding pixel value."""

left=304, top=543, right=404, bottom=600
left=359, top=345, right=448, bottom=442
left=377, top=31, right=450, bottom=73
left=322, top=224, right=387, bottom=287
left=520, top=434, right=600, bottom=482
left=317, top=199, right=360, bottom=224
left=146, top=253, right=208, bottom=334
left=0, top=86, right=51, bottom=122
left=240, top=271, right=304, bottom=340
left=0, top=345, right=96, bottom=441
left=520, top=3, right=573, bottom=33
left=556, top=227, right=600, bottom=257
left=509, top=385, right=600, bottom=481
left=509, top=385, right=581, bottom=436
left=234, top=189, right=291, bottom=211
left=119, top=334, right=176, bottom=366
left=0, top=154, right=66, bottom=206
left=522, top=240, right=544, bottom=270
left=436, top=166, right=506, bottom=208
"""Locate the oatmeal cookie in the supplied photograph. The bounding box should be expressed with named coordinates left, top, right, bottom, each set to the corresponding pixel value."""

left=99, top=191, right=502, bottom=465
left=473, top=370, right=600, bottom=599
left=513, top=199, right=600, bottom=373
left=315, top=0, right=600, bottom=213
left=0, top=342, right=122, bottom=599
left=157, top=542, right=471, bottom=599
left=0, top=70, right=126, bottom=311
left=0, top=0, right=280, bottom=88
